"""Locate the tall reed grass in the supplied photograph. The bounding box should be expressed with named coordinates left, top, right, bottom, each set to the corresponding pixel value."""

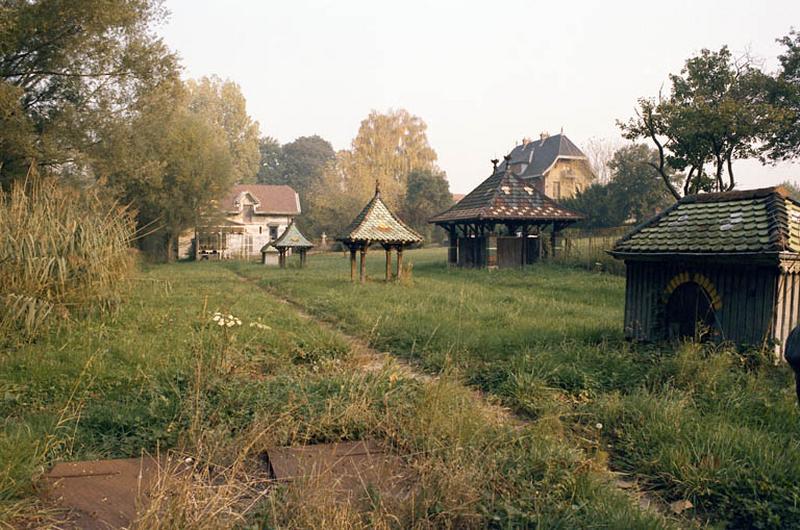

left=0, top=168, right=135, bottom=340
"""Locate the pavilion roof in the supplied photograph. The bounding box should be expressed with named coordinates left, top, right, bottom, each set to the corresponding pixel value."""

left=272, top=221, right=314, bottom=249
left=338, top=185, right=423, bottom=245
left=429, top=168, right=583, bottom=225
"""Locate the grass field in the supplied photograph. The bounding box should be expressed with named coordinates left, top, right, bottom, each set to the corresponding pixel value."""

left=229, top=247, right=800, bottom=529
left=2, top=261, right=674, bottom=528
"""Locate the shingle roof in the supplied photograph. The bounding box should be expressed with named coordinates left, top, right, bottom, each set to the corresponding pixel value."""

left=611, top=186, right=800, bottom=257
left=499, top=134, right=589, bottom=178
left=338, top=187, right=423, bottom=244
left=222, top=184, right=300, bottom=215
left=429, top=168, right=584, bottom=224
left=272, top=221, right=314, bottom=249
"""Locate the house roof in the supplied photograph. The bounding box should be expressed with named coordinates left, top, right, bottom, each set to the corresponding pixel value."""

left=499, top=134, right=589, bottom=178
left=611, top=186, right=800, bottom=258
left=271, top=221, right=314, bottom=249
left=429, top=168, right=584, bottom=224
left=338, top=185, right=423, bottom=245
left=222, top=184, right=300, bottom=215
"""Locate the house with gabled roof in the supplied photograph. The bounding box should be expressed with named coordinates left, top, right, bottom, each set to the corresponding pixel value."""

left=498, top=132, right=594, bottom=200
left=178, top=184, right=302, bottom=260
left=610, top=186, right=800, bottom=355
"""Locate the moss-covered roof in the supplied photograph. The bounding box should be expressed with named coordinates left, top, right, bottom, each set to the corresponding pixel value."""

left=338, top=186, right=422, bottom=245
left=429, top=168, right=583, bottom=224
left=611, top=186, right=800, bottom=257
left=271, top=221, right=314, bottom=249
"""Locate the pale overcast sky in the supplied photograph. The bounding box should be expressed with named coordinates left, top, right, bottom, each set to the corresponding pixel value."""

left=159, top=0, right=800, bottom=194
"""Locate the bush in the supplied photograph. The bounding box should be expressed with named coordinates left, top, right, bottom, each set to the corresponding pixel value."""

left=0, top=170, right=135, bottom=340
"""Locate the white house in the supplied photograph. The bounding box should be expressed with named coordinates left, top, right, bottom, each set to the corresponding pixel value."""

left=178, top=184, right=301, bottom=260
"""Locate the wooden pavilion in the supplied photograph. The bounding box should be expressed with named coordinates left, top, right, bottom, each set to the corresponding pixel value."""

left=609, top=186, right=800, bottom=356
left=429, top=159, right=583, bottom=268
left=338, top=183, right=423, bottom=282
left=271, top=221, right=314, bottom=268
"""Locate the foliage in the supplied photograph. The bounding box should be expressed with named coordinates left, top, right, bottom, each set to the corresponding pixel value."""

left=186, top=76, right=260, bottom=185
left=402, top=168, right=453, bottom=242
left=306, top=109, right=440, bottom=238
left=764, top=29, right=800, bottom=161
left=256, top=136, right=283, bottom=183
left=0, top=0, right=178, bottom=186
left=0, top=167, right=135, bottom=341
left=564, top=144, right=674, bottom=227
left=619, top=46, right=781, bottom=198
left=102, top=82, right=233, bottom=260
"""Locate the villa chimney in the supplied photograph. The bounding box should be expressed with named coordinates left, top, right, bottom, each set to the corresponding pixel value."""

left=522, top=137, right=531, bottom=147
left=540, top=131, right=550, bottom=142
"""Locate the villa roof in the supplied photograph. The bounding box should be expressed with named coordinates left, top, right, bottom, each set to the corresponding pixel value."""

left=338, top=185, right=423, bottom=245
left=222, top=184, right=300, bottom=215
left=611, top=186, right=800, bottom=258
left=271, top=221, right=314, bottom=249
left=499, top=133, right=589, bottom=178
left=429, top=168, right=584, bottom=225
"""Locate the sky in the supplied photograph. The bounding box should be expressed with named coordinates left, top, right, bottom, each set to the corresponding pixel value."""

left=158, top=0, right=800, bottom=194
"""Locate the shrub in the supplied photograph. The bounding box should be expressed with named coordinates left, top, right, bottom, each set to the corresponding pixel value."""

left=0, top=170, right=135, bottom=340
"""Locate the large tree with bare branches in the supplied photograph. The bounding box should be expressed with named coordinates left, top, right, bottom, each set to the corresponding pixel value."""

left=619, top=47, right=780, bottom=199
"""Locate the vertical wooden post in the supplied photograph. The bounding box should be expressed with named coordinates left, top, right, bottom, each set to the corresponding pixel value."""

left=384, top=245, right=392, bottom=281
left=300, top=249, right=307, bottom=268
left=486, top=231, right=498, bottom=270
left=278, top=249, right=286, bottom=268
left=550, top=223, right=559, bottom=258
left=359, top=245, right=367, bottom=283
left=396, top=246, right=404, bottom=279
left=448, top=226, right=457, bottom=267
left=349, top=247, right=357, bottom=282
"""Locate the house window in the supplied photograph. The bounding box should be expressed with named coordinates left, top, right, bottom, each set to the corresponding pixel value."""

left=553, top=182, right=561, bottom=199
left=244, top=205, right=254, bottom=223
left=244, top=235, right=253, bottom=255
left=270, top=226, right=278, bottom=240
left=259, top=226, right=262, bottom=234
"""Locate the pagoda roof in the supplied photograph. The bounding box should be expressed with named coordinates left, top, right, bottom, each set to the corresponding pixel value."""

left=338, top=185, right=423, bottom=245
left=271, top=221, right=314, bottom=249
left=429, top=168, right=583, bottom=225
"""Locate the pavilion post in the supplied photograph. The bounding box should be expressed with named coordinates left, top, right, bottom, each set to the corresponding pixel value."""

left=447, top=226, right=457, bottom=267
left=486, top=230, right=498, bottom=270
left=300, top=249, right=307, bottom=268
left=550, top=223, right=560, bottom=258
left=359, top=245, right=367, bottom=283
left=279, top=249, right=286, bottom=268
left=396, top=246, right=404, bottom=279
left=349, top=247, right=357, bottom=282
left=384, top=245, right=392, bottom=281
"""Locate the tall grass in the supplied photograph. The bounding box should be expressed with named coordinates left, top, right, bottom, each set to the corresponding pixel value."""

left=0, top=169, right=135, bottom=340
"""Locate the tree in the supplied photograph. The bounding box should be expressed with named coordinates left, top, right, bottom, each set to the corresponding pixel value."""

left=764, top=29, right=800, bottom=161
left=402, top=169, right=453, bottom=241
left=619, top=46, right=780, bottom=199
left=0, top=0, right=178, bottom=185
left=583, top=137, right=622, bottom=184
left=563, top=144, right=675, bottom=227
left=186, top=76, right=260, bottom=184
left=256, top=136, right=284, bottom=184
left=101, top=82, right=233, bottom=260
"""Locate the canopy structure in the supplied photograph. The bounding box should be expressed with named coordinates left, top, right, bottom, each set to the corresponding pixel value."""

left=429, top=158, right=583, bottom=268
left=270, top=221, right=314, bottom=268
left=338, top=182, right=423, bottom=282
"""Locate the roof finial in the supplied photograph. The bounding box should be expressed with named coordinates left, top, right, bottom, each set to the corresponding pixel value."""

left=560, top=126, right=564, bottom=134
left=375, top=179, right=381, bottom=197
left=503, top=155, right=512, bottom=175
left=491, top=158, right=499, bottom=172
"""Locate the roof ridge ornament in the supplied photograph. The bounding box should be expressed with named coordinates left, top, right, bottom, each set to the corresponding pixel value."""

left=375, top=179, right=381, bottom=198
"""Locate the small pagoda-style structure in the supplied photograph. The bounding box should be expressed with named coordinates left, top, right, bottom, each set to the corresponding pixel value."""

left=610, top=186, right=800, bottom=356
left=338, top=182, right=423, bottom=282
left=429, top=158, right=584, bottom=268
left=271, top=221, right=314, bottom=268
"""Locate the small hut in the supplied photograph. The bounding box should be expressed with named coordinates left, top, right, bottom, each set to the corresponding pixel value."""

left=271, top=221, right=314, bottom=268
left=260, top=244, right=279, bottom=266
left=609, top=186, right=800, bottom=355
left=338, top=183, right=423, bottom=282
left=429, top=159, right=583, bottom=268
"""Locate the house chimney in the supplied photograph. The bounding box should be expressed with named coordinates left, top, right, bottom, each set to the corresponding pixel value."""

left=522, top=137, right=531, bottom=147
left=540, top=131, right=550, bottom=142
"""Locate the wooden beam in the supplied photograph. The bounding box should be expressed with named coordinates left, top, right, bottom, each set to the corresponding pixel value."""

left=396, top=246, right=404, bottom=279
left=384, top=245, right=392, bottom=281
left=360, top=245, right=368, bottom=283
left=349, top=247, right=357, bottom=282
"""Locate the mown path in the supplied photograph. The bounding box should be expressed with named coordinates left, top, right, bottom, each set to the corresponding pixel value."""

left=231, top=270, right=684, bottom=523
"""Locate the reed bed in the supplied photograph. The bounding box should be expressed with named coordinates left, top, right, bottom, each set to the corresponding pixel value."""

left=0, top=169, right=135, bottom=340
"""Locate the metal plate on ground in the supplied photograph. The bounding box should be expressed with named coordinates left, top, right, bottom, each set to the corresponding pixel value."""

left=41, top=457, right=159, bottom=529
left=265, top=440, right=414, bottom=505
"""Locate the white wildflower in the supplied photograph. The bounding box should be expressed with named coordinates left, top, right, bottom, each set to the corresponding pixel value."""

left=595, top=423, right=603, bottom=430
left=217, top=320, right=224, bottom=327
left=212, top=315, right=220, bottom=322
left=227, top=321, right=234, bottom=328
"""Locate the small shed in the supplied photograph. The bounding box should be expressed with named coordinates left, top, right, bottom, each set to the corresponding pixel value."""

left=260, top=244, right=279, bottom=266
left=338, top=183, right=423, bottom=282
left=609, top=186, right=800, bottom=354
left=271, top=221, right=314, bottom=268
left=429, top=159, right=583, bottom=268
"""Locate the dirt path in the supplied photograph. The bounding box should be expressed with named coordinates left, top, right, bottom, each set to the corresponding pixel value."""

left=232, top=272, right=685, bottom=523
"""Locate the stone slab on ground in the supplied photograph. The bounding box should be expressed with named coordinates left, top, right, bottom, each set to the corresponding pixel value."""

left=41, top=457, right=160, bottom=529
